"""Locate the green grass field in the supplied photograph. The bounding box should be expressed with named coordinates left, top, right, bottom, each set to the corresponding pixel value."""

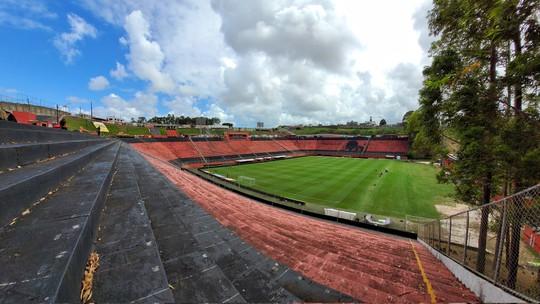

left=208, top=156, right=455, bottom=219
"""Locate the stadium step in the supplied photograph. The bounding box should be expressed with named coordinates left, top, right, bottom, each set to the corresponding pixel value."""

left=92, top=143, right=174, bottom=303
left=0, top=141, right=114, bottom=228
left=0, top=120, right=97, bottom=144
left=0, top=142, right=119, bottom=303
left=130, top=148, right=355, bottom=303
left=143, top=158, right=479, bottom=303
left=0, top=139, right=107, bottom=172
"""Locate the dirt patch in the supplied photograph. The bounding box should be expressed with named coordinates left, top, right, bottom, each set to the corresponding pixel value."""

left=435, top=203, right=469, bottom=217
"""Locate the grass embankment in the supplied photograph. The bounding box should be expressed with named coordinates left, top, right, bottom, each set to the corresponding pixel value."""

left=291, top=126, right=406, bottom=136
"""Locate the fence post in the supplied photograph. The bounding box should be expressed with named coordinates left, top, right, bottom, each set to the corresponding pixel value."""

left=430, top=223, right=434, bottom=246
left=463, top=211, right=469, bottom=265
left=447, top=217, right=452, bottom=255
left=493, top=202, right=508, bottom=282
left=438, top=220, right=442, bottom=250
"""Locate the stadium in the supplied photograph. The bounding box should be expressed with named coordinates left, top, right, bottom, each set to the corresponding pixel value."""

left=1, top=1, right=539, bottom=304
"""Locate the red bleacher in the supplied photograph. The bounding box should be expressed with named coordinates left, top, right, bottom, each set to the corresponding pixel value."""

left=132, top=138, right=409, bottom=162
left=366, top=139, right=409, bottom=153
left=165, top=129, right=178, bottom=137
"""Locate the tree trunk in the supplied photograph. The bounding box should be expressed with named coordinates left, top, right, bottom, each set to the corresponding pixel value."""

left=513, top=34, right=522, bottom=112
left=506, top=29, right=524, bottom=289
left=493, top=179, right=509, bottom=273
left=476, top=172, right=492, bottom=273
left=507, top=195, right=523, bottom=288
left=476, top=42, right=498, bottom=273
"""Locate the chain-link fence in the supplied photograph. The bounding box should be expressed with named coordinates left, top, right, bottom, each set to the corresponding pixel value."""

left=0, top=93, right=52, bottom=108
left=418, top=184, right=540, bottom=302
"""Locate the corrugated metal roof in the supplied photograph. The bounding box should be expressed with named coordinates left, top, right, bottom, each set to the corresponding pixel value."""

left=10, top=111, right=36, bottom=124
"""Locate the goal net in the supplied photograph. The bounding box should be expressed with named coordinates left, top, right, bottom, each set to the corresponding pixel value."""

left=238, top=176, right=256, bottom=187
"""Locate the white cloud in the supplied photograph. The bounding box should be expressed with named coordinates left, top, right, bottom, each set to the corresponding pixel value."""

left=0, top=0, right=57, bottom=31
left=109, top=62, right=129, bottom=80
left=82, top=0, right=433, bottom=127
left=122, top=10, right=175, bottom=93
left=94, top=92, right=158, bottom=120
left=53, top=13, right=97, bottom=64
left=211, top=0, right=360, bottom=73
left=88, top=75, right=110, bottom=91
left=164, top=96, right=202, bottom=117
left=67, top=96, right=90, bottom=104
left=81, top=0, right=231, bottom=99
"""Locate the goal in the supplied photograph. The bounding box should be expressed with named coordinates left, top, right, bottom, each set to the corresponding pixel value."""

left=238, top=176, right=256, bottom=187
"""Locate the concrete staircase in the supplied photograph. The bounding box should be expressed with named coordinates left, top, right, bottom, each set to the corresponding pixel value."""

left=0, top=122, right=119, bottom=303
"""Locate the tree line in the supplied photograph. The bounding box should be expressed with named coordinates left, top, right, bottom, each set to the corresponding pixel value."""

left=407, top=0, right=539, bottom=288
left=134, top=114, right=222, bottom=126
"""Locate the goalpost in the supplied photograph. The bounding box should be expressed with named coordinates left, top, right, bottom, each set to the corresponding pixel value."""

left=238, top=176, right=256, bottom=187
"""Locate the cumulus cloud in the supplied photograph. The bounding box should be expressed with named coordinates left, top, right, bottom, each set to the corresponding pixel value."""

left=122, top=10, right=175, bottom=93
left=211, top=0, right=359, bottom=73
left=413, top=0, right=435, bottom=60
left=163, top=96, right=202, bottom=117
left=82, top=0, right=432, bottom=127
left=211, top=0, right=430, bottom=126
left=88, top=75, right=110, bottom=91
left=53, top=13, right=97, bottom=64
left=109, top=62, right=129, bottom=80
left=94, top=92, right=158, bottom=120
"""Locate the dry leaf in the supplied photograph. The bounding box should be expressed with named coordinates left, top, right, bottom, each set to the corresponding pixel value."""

left=80, top=252, right=100, bottom=304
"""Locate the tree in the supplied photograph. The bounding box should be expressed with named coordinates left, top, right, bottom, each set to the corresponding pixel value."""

left=222, top=122, right=233, bottom=128
left=137, top=116, right=146, bottom=124
left=379, top=119, right=387, bottom=126
left=402, top=111, right=414, bottom=125
left=427, top=0, right=503, bottom=273
left=424, top=0, right=540, bottom=283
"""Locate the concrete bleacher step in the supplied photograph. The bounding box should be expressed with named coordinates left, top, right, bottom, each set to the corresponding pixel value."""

left=129, top=147, right=354, bottom=303
left=92, top=144, right=174, bottom=303
left=0, top=121, right=96, bottom=144
left=0, top=142, right=119, bottom=303
left=0, top=139, right=107, bottom=172
left=0, top=141, right=114, bottom=228
left=150, top=162, right=478, bottom=303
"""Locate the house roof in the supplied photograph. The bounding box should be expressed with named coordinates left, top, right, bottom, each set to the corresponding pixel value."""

left=10, top=111, right=37, bottom=124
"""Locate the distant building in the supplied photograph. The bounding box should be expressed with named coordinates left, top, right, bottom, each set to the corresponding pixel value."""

left=256, top=122, right=264, bottom=128
left=106, top=116, right=125, bottom=124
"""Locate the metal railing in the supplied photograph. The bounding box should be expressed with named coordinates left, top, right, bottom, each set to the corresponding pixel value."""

left=418, top=184, right=540, bottom=302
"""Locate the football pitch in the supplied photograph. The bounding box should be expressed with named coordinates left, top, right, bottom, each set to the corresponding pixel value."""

left=208, top=156, right=455, bottom=219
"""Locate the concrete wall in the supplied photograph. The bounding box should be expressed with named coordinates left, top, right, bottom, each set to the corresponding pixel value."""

left=418, top=239, right=527, bottom=303
left=0, top=101, right=70, bottom=117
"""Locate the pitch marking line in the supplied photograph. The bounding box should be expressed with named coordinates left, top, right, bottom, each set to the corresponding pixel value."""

left=409, top=239, right=437, bottom=304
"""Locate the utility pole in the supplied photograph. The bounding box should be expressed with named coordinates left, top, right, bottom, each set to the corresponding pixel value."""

left=90, top=100, right=93, bottom=121
left=56, top=104, right=59, bottom=124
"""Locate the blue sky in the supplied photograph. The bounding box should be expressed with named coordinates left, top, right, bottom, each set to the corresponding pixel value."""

left=0, top=1, right=140, bottom=114
left=0, top=0, right=432, bottom=127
